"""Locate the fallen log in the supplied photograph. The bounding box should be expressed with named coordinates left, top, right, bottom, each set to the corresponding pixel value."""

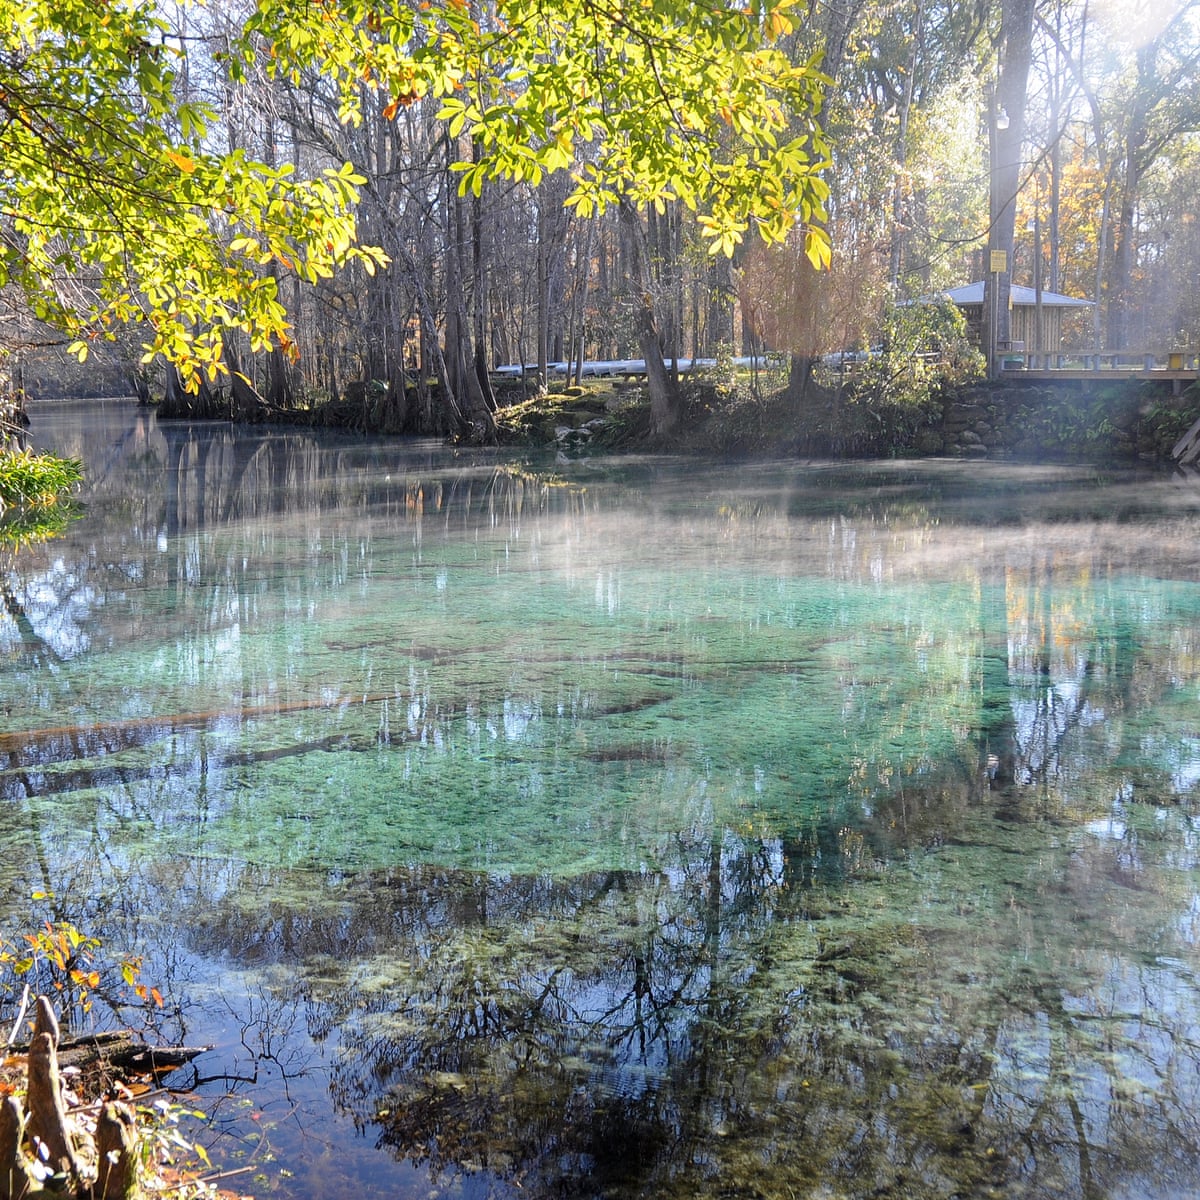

left=15, top=1032, right=210, bottom=1078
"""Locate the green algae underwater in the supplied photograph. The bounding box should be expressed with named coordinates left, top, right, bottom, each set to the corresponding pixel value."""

left=3, top=400, right=1200, bottom=1199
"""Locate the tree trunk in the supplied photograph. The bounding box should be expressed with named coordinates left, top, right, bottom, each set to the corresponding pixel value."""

left=1106, top=164, right=1140, bottom=350
left=706, top=255, right=733, bottom=353
left=620, top=202, right=677, bottom=437
left=95, top=1105, right=140, bottom=1200
left=536, top=200, right=550, bottom=388
left=161, top=364, right=221, bottom=419
left=983, top=0, right=1036, bottom=377
left=265, top=343, right=296, bottom=412
left=225, top=346, right=263, bottom=421
left=441, top=149, right=495, bottom=440
left=471, top=179, right=496, bottom=412
left=889, top=0, right=924, bottom=290
left=568, top=218, right=596, bottom=386
left=0, top=1096, right=33, bottom=1200
left=27, top=1032, right=81, bottom=1181
left=788, top=353, right=816, bottom=411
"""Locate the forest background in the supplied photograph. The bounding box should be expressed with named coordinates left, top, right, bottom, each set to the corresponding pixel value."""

left=2, top=0, right=1200, bottom=451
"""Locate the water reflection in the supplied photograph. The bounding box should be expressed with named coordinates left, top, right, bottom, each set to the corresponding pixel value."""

left=2, top=402, right=1200, bottom=1199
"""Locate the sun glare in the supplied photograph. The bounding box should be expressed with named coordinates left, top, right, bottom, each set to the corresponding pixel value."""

left=1089, top=0, right=1195, bottom=47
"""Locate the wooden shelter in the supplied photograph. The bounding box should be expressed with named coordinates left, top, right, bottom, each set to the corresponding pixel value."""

left=934, top=282, right=1094, bottom=359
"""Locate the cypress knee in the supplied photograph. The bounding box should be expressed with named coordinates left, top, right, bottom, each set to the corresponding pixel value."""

left=95, top=1103, right=139, bottom=1200
left=26, top=1031, right=80, bottom=1181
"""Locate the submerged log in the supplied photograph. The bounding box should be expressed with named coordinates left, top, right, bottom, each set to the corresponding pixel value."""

left=108, top=1043, right=212, bottom=1075
left=48, top=1033, right=211, bottom=1080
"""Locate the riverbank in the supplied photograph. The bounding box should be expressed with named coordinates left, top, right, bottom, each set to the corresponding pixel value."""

left=491, top=374, right=1200, bottom=465
left=44, top=367, right=1200, bottom=466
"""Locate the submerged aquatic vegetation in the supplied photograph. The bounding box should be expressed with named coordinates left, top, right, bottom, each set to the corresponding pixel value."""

left=6, top=404, right=1200, bottom=1200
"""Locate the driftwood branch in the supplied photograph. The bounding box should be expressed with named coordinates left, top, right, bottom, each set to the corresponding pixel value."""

left=5, top=988, right=30, bottom=1050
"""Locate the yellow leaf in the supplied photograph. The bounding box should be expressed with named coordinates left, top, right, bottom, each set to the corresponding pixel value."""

left=166, top=150, right=196, bottom=174
left=766, top=10, right=793, bottom=38
left=805, top=227, right=832, bottom=270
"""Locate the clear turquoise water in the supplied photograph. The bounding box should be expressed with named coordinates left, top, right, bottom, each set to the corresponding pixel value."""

left=4, top=401, right=1200, bottom=1198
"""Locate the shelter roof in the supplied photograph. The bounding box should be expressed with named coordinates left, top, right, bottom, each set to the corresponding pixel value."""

left=931, top=282, right=1094, bottom=308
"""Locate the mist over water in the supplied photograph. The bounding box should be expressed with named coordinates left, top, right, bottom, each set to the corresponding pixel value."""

left=4, top=400, right=1200, bottom=1199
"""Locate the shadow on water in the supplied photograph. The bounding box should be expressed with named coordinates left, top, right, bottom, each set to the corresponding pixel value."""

left=3, top=402, right=1200, bottom=1198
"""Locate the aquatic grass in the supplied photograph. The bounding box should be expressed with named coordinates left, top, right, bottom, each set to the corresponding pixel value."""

left=0, top=448, right=82, bottom=550
left=0, top=448, right=83, bottom=511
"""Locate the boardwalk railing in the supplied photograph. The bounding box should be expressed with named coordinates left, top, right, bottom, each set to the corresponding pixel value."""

left=1003, top=350, right=1199, bottom=372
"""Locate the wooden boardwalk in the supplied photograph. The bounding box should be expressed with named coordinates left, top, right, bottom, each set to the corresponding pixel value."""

left=1006, top=366, right=1200, bottom=385
left=1001, top=350, right=1199, bottom=401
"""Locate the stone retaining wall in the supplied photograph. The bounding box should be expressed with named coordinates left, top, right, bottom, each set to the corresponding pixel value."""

left=937, top=381, right=1199, bottom=463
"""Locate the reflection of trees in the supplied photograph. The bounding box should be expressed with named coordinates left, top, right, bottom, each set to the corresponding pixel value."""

left=123, top=761, right=1200, bottom=1200
left=997, top=550, right=1199, bottom=814
left=7, top=409, right=600, bottom=679
left=7, top=777, right=1195, bottom=1200
left=1, top=578, right=64, bottom=669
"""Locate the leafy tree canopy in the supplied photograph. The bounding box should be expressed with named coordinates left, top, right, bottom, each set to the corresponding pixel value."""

left=1, top=0, right=384, bottom=387
left=245, top=0, right=831, bottom=257
left=1, top=0, right=830, bottom=387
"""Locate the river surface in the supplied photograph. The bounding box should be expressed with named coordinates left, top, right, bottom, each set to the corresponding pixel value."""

left=4, top=400, right=1200, bottom=1199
